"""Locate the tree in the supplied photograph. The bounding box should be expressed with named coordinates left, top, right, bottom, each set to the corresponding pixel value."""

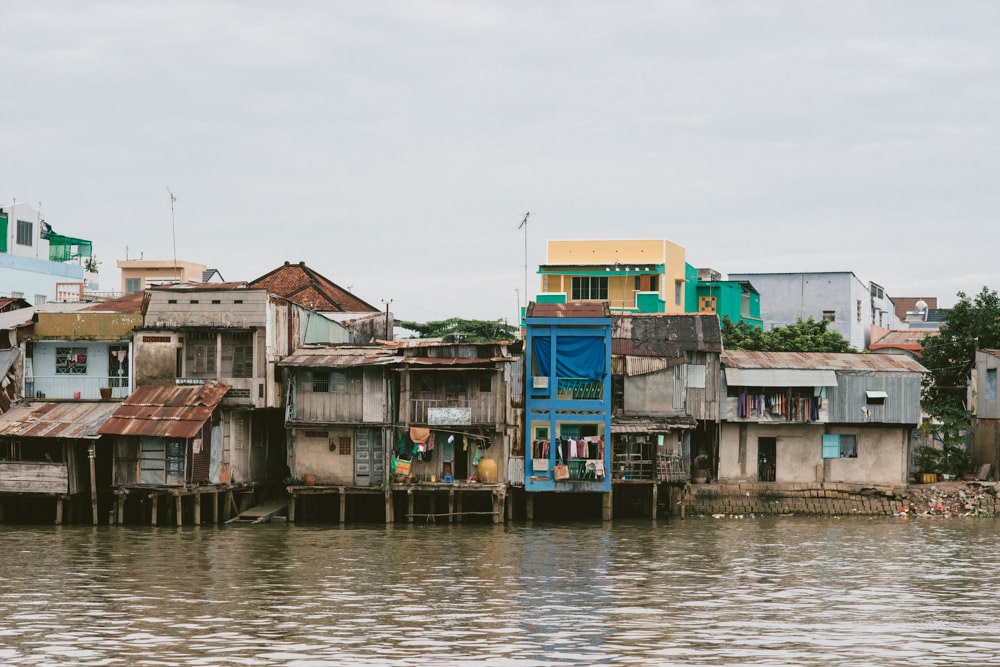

left=397, top=317, right=518, bottom=342
left=920, top=287, right=1000, bottom=418
left=721, top=317, right=855, bottom=353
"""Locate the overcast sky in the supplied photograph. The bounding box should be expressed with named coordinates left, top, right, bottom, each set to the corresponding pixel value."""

left=3, top=2, right=998, bottom=323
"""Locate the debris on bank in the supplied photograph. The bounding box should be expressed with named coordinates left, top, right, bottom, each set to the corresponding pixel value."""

left=897, top=481, right=998, bottom=518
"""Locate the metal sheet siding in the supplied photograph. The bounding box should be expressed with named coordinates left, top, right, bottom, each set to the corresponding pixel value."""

left=829, top=373, right=923, bottom=424
left=725, top=368, right=839, bottom=387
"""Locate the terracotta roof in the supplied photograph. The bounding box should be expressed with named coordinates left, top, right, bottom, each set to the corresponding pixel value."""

left=249, top=261, right=379, bottom=312
left=99, top=381, right=229, bottom=439
left=81, top=291, right=150, bottom=314
left=527, top=302, right=610, bottom=319
left=721, top=350, right=926, bottom=373
left=0, top=401, right=122, bottom=439
left=893, top=296, right=938, bottom=321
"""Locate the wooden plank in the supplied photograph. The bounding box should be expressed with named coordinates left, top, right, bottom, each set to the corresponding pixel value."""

left=0, top=462, right=70, bottom=494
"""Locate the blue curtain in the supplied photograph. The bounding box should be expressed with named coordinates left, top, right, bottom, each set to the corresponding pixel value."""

left=532, top=335, right=605, bottom=381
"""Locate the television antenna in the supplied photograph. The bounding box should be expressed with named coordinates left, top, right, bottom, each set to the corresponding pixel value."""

left=166, top=187, right=178, bottom=274
left=517, top=212, right=531, bottom=314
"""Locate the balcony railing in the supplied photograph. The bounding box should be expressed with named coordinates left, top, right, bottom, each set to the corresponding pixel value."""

left=25, top=376, right=131, bottom=400
left=409, top=397, right=496, bottom=425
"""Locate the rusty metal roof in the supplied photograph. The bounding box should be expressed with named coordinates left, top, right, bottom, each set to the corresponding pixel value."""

left=278, top=345, right=402, bottom=368
left=0, top=401, right=123, bottom=439
left=612, top=416, right=696, bottom=432
left=80, top=291, right=150, bottom=314
left=721, top=350, right=927, bottom=373
left=527, top=302, right=610, bottom=319
left=99, top=381, right=229, bottom=439
left=869, top=329, right=938, bottom=351
left=612, top=313, right=723, bottom=356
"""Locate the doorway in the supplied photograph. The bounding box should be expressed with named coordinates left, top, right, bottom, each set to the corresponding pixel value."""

left=757, top=437, right=776, bottom=482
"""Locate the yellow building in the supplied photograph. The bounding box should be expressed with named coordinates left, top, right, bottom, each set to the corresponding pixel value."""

left=538, top=239, right=690, bottom=314
left=117, top=259, right=209, bottom=294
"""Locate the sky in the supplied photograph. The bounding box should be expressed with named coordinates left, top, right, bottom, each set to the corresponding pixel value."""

left=3, top=1, right=999, bottom=324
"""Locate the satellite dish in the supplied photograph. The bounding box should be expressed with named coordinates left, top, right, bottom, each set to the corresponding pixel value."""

left=915, top=300, right=928, bottom=312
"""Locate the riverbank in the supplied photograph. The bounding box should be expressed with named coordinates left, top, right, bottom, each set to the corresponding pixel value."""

left=683, top=480, right=999, bottom=518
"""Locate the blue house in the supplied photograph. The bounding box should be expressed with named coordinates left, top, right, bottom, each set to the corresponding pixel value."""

left=524, top=302, right=612, bottom=497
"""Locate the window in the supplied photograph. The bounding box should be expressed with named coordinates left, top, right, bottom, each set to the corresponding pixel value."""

left=571, top=276, right=608, bottom=300
left=338, top=436, right=352, bottom=455
left=124, top=278, right=142, bottom=293
left=741, top=292, right=751, bottom=317
left=987, top=369, right=997, bottom=402
left=185, top=332, right=216, bottom=376
left=822, top=310, right=836, bottom=322
left=444, top=373, right=468, bottom=395
left=479, top=374, right=492, bottom=392
left=16, top=220, right=32, bottom=246
left=857, top=299, right=862, bottom=322
left=108, top=345, right=129, bottom=387
left=822, top=434, right=857, bottom=459
left=674, top=280, right=683, bottom=306
left=698, top=296, right=716, bottom=313
left=312, top=370, right=348, bottom=393
left=865, top=390, right=887, bottom=405
left=419, top=374, right=435, bottom=393
left=55, top=347, right=88, bottom=374
left=222, top=331, right=253, bottom=378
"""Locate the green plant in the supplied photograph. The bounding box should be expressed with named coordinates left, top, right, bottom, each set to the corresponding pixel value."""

left=913, top=445, right=943, bottom=474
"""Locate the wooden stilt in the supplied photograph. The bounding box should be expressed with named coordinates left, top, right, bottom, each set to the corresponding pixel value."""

left=602, top=491, right=612, bottom=521
left=651, top=484, right=658, bottom=520
left=213, top=492, right=220, bottom=524
left=448, top=489, right=455, bottom=525
left=456, top=491, right=463, bottom=524
left=175, top=494, right=183, bottom=527
left=492, top=490, right=500, bottom=524
left=55, top=497, right=64, bottom=525
left=117, top=493, right=125, bottom=525
left=89, top=444, right=99, bottom=525
left=151, top=494, right=159, bottom=526
left=194, top=493, right=202, bottom=526
left=385, top=489, right=393, bottom=524
left=407, top=489, right=414, bottom=524
left=288, top=492, right=296, bottom=524
left=526, top=493, right=534, bottom=521
left=339, top=487, right=346, bottom=524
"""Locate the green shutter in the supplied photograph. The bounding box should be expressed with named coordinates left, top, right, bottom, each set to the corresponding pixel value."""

left=822, top=434, right=840, bottom=459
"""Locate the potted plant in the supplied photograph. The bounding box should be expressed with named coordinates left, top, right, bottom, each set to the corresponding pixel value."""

left=912, top=445, right=943, bottom=483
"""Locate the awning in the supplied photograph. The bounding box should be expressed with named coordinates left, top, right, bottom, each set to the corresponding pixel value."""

left=865, top=390, right=889, bottom=399
left=0, top=401, right=122, bottom=439
left=725, top=368, right=838, bottom=387
left=99, top=381, right=229, bottom=439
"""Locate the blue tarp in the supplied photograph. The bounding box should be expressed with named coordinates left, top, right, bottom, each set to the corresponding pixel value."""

left=532, top=335, right=606, bottom=381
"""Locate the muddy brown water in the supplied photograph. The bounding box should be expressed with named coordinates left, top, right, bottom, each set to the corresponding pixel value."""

left=1, top=517, right=997, bottom=665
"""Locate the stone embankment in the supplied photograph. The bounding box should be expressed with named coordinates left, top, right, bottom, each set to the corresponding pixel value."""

left=684, top=481, right=999, bottom=518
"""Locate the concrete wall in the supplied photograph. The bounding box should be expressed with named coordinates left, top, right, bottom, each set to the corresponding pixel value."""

left=719, top=422, right=908, bottom=486
left=290, top=426, right=357, bottom=484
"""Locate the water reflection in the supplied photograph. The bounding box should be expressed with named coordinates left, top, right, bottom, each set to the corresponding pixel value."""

left=0, top=518, right=998, bottom=665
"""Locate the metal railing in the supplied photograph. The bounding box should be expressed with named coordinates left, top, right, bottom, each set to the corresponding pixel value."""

left=25, top=376, right=131, bottom=400
left=409, top=397, right=496, bottom=424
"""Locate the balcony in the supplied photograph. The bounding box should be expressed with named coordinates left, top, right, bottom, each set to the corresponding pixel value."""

left=25, top=376, right=131, bottom=400
left=409, top=397, right=496, bottom=425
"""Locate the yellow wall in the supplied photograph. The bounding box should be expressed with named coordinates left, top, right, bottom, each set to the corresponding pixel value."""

left=542, top=239, right=688, bottom=313
left=118, top=259, right=207, bottom=292
left=34, top=312, right=143, bottom=340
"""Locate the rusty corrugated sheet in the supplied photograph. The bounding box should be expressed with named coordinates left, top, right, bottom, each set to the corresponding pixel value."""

left=612, top=314, right=723, bottom=355
left=721, top=350, right=927, bottom=373
left=612, top=416, right=696, bottom=433
left=98, top=381, right=229, bottom=439
left=278, top=346, right=401, bottom=368
left=0, top=401, right=123, bottom=439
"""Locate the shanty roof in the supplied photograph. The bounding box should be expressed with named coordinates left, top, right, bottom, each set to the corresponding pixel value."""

left=612, top=313, right=723, bottom=356
left=0, top=306, right=34, bottom=331
left=527, top=302, right=610, bottom=319
left=249, top=261, right=379, bottom=312
left=612, top=416, right=696, bottom=432
left=0, top=401, right=123, bottom=440
left=99, top=381, right=229, bottom=439
left=80, top=291, right=150, bottom=314
left=721, top=350, right=926, bottom=373
left=278, top=345, right=401, bottom=368
left=0, top=297, right=31, bottom=311
left=149, top=281, right=250, bottom=291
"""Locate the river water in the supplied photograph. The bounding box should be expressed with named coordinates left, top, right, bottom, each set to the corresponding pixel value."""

left=0, top=517, right=997, bottom=666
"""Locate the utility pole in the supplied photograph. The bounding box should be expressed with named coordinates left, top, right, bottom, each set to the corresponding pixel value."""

left=381, top=299, right=393, bottom=341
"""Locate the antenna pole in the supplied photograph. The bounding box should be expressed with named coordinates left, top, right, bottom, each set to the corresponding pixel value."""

left=166, top=187, right=178, bottom=279
left=518, top=212, right=530, bottom=314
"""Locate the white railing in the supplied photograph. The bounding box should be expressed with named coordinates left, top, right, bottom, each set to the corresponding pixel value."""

left=25, top=376, right=131, bottom=400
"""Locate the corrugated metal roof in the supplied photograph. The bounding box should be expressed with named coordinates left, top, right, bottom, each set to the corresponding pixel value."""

left=721, top=350, right=926, bottom=373
left=869, top=329, right=938, bottom=350
left=612, top=313, right=723, bottom=355
left=0, top=401, right=122, bottom=439
left=0, top=306, right=34, bottom=331
left=725, top=368, right=839, bottom=387
left=80, top=291, right=150, bottom=314
left=527, top=302, right=610, bottom=319
left=99, top=381, right=229, bottom=439
left=278, top=346, right=401, bottom=368
left=612, top=416, right=696, bottom=432
left=622, top=355, right=679, bottom=376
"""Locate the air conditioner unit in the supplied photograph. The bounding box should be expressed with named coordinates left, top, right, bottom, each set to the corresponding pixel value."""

left=533, top=376, right=549, bottom=389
